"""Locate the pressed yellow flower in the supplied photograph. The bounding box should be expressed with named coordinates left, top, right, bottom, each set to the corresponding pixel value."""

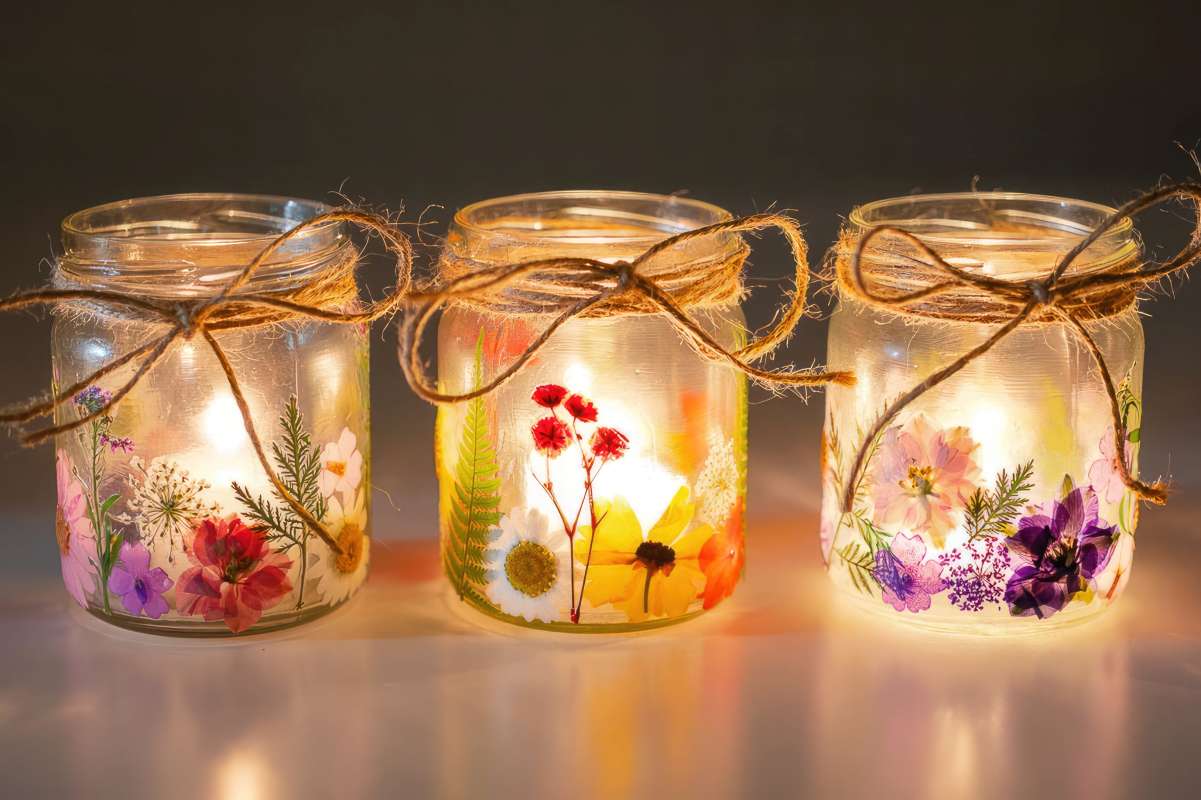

left=575, top=486, right=713, bottom=623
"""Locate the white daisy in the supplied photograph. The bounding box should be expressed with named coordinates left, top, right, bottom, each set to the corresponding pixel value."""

left=694, top=432, right=739, bottom=528
left=485, top=507, right=571, bottom=623
left=318, top=427, right=363, bottom=500
left=309, top=488, right=370, bottom=604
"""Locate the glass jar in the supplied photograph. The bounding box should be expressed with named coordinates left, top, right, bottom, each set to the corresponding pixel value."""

left=820, top=192, right=1143, bottom=633
left=433, top=190, right=748, bottom=632
left=52, top=193, right=371, bottom=635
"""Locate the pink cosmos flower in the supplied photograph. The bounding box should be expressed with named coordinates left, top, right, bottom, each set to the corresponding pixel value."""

left=175, top=516, right=292, bottom=633
left=871, top=415, right=980, bottom=546
left=1087, top=431, right=1134, bottom=505
left=55, top=451, right=96, bottom=607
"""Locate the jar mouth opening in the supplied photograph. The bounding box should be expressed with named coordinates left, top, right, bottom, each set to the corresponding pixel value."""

left=59, top=193, right=350, bottom=298
left=453, top=190, right=734, bottom=248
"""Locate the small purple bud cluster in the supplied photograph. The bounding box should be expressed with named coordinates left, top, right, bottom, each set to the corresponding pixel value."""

left=938, top=536, right=1012, bottom=612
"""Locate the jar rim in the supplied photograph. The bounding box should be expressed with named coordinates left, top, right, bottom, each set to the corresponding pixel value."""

left=59, top=193, right=350, bottom=298
left=849, top=191, right=1134, bottom=249
left=453, top=190, right=734, bottom=247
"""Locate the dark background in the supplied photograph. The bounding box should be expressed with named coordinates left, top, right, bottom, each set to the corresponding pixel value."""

left=3, top=0, right=1200, bottom=548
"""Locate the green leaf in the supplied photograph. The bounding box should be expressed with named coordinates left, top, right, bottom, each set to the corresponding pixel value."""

left=99, top=493, right=121, bottom=516
left=444, top=332, right=502, bottom=602
left=836, top=541, right=878, bottom=596
left=964, top=461, right=1034, bottom=542
left=1127, top=428, right=1140, bottom=444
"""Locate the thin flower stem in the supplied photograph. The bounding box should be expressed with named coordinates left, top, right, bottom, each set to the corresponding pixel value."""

left=572, top=458, right=610, bottom=622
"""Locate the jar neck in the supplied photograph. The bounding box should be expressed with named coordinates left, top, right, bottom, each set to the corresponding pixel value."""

left=58, top=193, right=350, bottom=299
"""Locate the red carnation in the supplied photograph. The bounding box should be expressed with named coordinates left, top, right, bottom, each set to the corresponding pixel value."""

left=532, top=384, right=568, bottom=408
left=532, top=416, right=571, bottom=457
left=564, top=393, right=598, bottom=422
left=589, top=427, right=629, bottom=460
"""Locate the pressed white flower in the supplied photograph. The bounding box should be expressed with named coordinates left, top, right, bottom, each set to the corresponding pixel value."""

left=694, top=432, right=739, bottom=528
left=309, top=488, right=370, bottom=604
left=122, top=456, right=220, bottom=565
left=319, top=427, right=363, bottom=499
left=485, top=507, right=571, bottom=623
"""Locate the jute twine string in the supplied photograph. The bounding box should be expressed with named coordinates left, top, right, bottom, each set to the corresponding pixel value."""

left=399, top=213, right=855, bottom=404
left=0, top=210, right=413, bottom=553
left=834, top=182, right=1201, bottom=515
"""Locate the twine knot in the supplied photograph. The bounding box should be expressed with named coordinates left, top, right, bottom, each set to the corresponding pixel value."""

left=173, top=302, right=202, bottom=338
left=1027, top=280, right=1052, bottom=306
left=612, top=260, right=637, bottom=291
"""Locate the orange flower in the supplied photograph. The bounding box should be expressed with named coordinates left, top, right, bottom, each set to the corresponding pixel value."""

left=698, top=498, right=745, bottom=609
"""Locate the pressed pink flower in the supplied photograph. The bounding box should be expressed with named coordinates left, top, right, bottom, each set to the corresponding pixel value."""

left=589, top=426, right=629, bottom=460
left=1087, top=431, right=1134, bottom=505
left=55, top=451, right=96, bottom=607
left=532, top=384, right=568, bottom=408
left=532, top=416, right=571, bottom=457
left=563, top=393, right=598, bottom=422
left=873, top=533, right=946, bottom=613
left=871, top=415, right=980, bottom=546
left=175, top=516, right=292, bottom=633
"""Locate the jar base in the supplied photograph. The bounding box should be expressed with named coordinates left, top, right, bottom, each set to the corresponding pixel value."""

left=80, top=595, right=356, bottom=638
left=444, top=585, right=706, bottom=635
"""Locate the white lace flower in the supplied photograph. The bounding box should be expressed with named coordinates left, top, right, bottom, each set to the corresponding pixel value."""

left=319, top=427, right=363, bottom=499
left=485, top=507, right=571, bottom=623
left=122, top=456, right=221, bottom=565
left=694, top=432, right=739, bottom=528
left=309, top=488, right=370, bottom=604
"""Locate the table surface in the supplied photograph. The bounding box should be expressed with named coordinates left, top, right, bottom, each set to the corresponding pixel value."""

left=2, top=503, right=1199, bottom=800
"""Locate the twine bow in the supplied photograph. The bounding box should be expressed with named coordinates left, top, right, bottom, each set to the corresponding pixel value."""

left=0, top=210, right=413, bottom=553
left=400, top=212, right=855, bottom=403
left=836, top=182, right=1201, bottom=514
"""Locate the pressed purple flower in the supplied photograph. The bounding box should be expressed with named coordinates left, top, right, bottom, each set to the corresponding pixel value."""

left=939, top=537, right=1012, bottom=612
left=73, top=386, right=112, bottom=415
left=100, top=434, right=134, bottom=453
left=1003, top=486, right=1116, bottom=619
left=872, top=532, right=946, bottom=613
left=108, top=542, right=172, bottom=619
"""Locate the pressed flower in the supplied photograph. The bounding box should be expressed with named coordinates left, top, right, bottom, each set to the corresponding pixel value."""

left=532, top=416, right=571, bottom=457
left=698, top=498, right=745, bottom=609
left=319, top=427, right=363, bottom=500
left=122, top=456, right=221, bottom=564
left=310, top=488, right=370, bottom=604
left=563, top=393, right=598, bottom=422
left=872, top=532, right=946, bottom=613
left=1004, top=485, right=1116, bottom=619
left=55, top=450, right=97, bottom=607
left=574, top=487, right=712, bottom=623
left=175, top=516, right=293, bottom=633
left=100, top=434, right=135, bottom=453
left=589, top=426, right=629, bottom=461
left=871, top=415, right=980, bottom=546
left=486, top=506, right=571, bottom=623
left=532, top=384, right=568, bottom=408
left=108, top=542, right=172, bottom=619
left=73, top=386, right=111, bottom=415
left=1087, top=431, right=1135, bottom=505
left=694, top=432, right=739, bottom=528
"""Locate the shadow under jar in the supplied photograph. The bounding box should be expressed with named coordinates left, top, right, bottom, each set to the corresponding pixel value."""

left=821, top=192, right=1144, bottom=634
left=433, top=191, right=749, bottom=632
left=52, top=194, right=371, bottom=636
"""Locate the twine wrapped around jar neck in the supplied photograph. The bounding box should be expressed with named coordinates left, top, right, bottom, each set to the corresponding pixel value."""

left=0, top=210, right=413, bottom=555
left=831, top=182, right=1201, bottom=515
left=400, top=212, right=856, bottom=404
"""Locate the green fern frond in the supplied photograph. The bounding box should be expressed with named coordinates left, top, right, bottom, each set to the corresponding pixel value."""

left=837, top=541, right=878, bottom=595
left=964, top=460, right=1034, bottom=541
left=444, top=333, right=502, bottom=601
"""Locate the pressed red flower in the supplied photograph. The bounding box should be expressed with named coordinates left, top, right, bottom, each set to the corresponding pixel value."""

left=564, top=393, right=598, bottom=422
left=532, top=384, right=569, bottom=408
left=698, top=499, right=746, bottom=609
left=174, top=515, right=293, bottom=633
left=532, top=416, right=571, bottom=457
left=589, top=426, right=629, bottom=460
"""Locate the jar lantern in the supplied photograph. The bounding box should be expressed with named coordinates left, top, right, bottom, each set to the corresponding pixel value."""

left=431, top=191, right=750, bottom=632
left=51, top=194, right=372, bottom=635
left=821, top=192, right=1144, bottom=632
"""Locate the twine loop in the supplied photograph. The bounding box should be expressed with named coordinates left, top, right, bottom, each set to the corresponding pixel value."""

left=399, top=212, right=855, bottom=405
left=834, top=182, right=1201, bottom=515
left=1, top=209, right=413, bottom=554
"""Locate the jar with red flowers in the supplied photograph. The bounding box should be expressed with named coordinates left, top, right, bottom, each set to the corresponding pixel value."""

left=432, top=191, right=748, bottom=632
